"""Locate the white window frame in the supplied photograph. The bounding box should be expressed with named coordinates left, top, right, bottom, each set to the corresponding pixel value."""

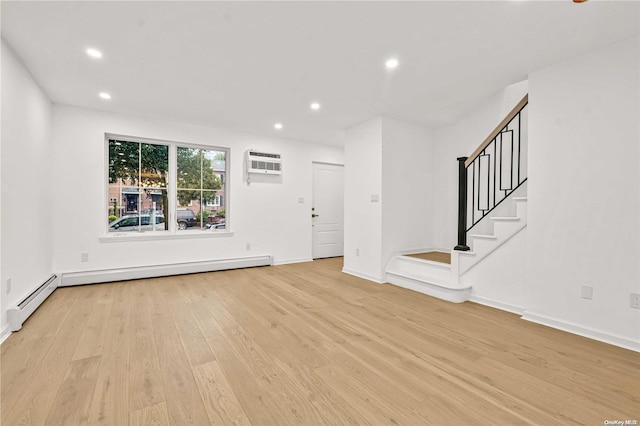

left=102, top=133, right=231, bottom=241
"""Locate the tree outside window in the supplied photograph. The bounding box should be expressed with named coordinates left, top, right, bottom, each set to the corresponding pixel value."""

left=106, top=136, right=228, bottom=234
left=108, top=139, right=168, bottom=232
left=177, top=147, right=225, bottom=230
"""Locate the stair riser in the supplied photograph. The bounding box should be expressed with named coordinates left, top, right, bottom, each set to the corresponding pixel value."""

left=386, top=273, right=471, bottom=303
left=390, top=259, right=451, bottom=281
left=470, top=238, right=495, bottom=255
left=492, top=220, right=522, bottom=239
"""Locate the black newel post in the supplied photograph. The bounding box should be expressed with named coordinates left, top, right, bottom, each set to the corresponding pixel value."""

left=454, top=157, right=470, bottom=251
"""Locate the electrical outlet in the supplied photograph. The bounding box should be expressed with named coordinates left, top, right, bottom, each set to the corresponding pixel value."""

left=246, top=243, right=251, bottom=251
left=81, top=252, right=89, bottom=262
left=630, top=293, right=640, bottom=309
left=356, top=248, right=360, bottom=256
left=6, top=278, right=11, bottom=294
left=580, top=285, right=593, bottom=300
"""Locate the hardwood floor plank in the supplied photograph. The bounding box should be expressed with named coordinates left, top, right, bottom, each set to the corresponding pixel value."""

left=87, top=282, right=132, bottom=425
left=1, top=287, right=82, bottom=406
left=129, top=401, right=170, bottom=426
left=406, top=251, right=451, bottom=264
left=149, top=306, right=210, bottom=425
left=2, top=285, right=96, bottom=425
left=2, top=258, right=637, bottom=425
left=128, top=282, right=166, bottom=413
left=188, top=301, right=289, bottom=425
left=191, top=361, right=251, bottom=425
left=161, top=278, right=217, bottom=368
left=72, top=283, right=114, bottom=360
left=44, top=355, right=102, bottom=426
left=199, top=296, right=323, bottom=424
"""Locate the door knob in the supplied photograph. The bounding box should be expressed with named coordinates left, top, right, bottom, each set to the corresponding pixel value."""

left=312, top=214, right=319, bottom=218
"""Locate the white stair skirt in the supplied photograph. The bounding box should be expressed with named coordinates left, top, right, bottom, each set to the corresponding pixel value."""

left=385, top=192, right=527, bottom=304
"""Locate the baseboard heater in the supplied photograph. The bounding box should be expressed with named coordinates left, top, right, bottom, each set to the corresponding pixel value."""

left=7, top=274, right=58, bottom=332
left=60, top=255, right=273, bottom=287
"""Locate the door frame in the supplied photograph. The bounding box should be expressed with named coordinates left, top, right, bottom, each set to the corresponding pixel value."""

left=311, top=161, right=345, bottom=259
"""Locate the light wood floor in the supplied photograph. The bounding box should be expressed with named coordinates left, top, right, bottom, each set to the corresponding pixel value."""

left=406, top=251, right=451, bottom=264
left=2, top=258, right=638, bottom=425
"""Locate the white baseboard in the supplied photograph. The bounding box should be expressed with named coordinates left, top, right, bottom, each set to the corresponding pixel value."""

left=469, top=295, right=525, bottom=315
left=60, top=255, right=273, bottom=286
left=273, top=257, right=313, bottom=266
left=522, top=311, right=640, bottom=353
left=342, top=268, right=384, bottom=284
left=0, top=325, right=11, bottom=345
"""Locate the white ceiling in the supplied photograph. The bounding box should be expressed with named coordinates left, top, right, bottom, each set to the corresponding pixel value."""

left=2, top=1, right=638, bottom=146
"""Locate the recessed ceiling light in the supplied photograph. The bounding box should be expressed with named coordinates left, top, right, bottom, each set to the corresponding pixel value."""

left=274, top=123, right=283, bottom=130
left=310, top=102, right=321, bottom=111
left=385, top=58, right=399, bottom=70
left=99, top=92, right=111, bottom=100
left=86, top=48, right=103, bottom=59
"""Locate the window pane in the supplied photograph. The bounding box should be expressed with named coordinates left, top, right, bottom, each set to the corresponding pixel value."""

left=109, top=140, right=138, bottom=184
left=176, top=190, right=199, bottom=231
left=202, top=149, right=224, bottom=191
left=108, top=139, right=169, bottom=232
left=107, top=137, right=227, bottom=235
left=141, top=143, right=169, bottom=189
left=177, top=147, right=201, bottom=189
left=141, top=189, right=168, bottom=232
left=197, top=190, right=216, bottom=228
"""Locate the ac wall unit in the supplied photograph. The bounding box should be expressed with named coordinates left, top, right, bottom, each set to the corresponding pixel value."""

left=246, top=150, right=282, bottom=174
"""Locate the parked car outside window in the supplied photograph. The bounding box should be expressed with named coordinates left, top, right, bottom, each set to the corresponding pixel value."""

left=177, top=209, right=198, bottom=230
left=109, top=214, right=165, bottom=232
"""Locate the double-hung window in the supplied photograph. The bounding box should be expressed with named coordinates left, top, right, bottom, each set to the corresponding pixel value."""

left=106, top=135, right=228, bottom=235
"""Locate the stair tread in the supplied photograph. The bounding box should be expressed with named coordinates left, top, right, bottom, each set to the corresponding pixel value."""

left=491, top=216, right=520, bottom=221
left=397, top=256, right=451, bottom=269
left=403, top=251, right=451, bottom=265
left=513, top=197, right=528, bottom=201
left=386, top=269, right=454, bottom=287
left=469, top=234, right=497, bottom=240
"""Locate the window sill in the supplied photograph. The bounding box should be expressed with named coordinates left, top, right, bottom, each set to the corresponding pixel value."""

left=99, top=230, right=234, bottom=243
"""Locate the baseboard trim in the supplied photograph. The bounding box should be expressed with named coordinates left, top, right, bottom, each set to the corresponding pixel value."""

left=0, top=325, right=11, bottom=345
left=522, top=311, right=640, bottom=352
left=469, top=295, right=525, bottom=315
left=342, top=268, right=384, bottom=284
left=60, top=255, right=273, bottom=286
left=273, top=257, right=313, bottom=266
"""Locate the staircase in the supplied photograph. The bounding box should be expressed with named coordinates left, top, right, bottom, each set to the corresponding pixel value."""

left=386, top=95, right=529, bottom=303
left=386, top=192, right=527, bottom=303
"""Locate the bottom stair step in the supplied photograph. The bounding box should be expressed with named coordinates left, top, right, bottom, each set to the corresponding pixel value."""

left=386, top=270, right=471, bottom=303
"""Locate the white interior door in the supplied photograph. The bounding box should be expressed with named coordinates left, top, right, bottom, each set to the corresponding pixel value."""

left=312, top=162, right=344, bottom=259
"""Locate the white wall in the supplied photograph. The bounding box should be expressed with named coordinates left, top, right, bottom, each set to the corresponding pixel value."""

left=432, top=81, right=529, bottom=250
left=381, top=117, right=434, bottom=266
left=51, top=105, right=343, bottom=274
left=1, top=40, right=53, bottom=335
left=344, top=116, right=434, bottom=282
left=343, top=118, right=383, bottom=282
left=525, top=35, right=640, bottom=348
left=464, top=229, right=527, bottom=314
